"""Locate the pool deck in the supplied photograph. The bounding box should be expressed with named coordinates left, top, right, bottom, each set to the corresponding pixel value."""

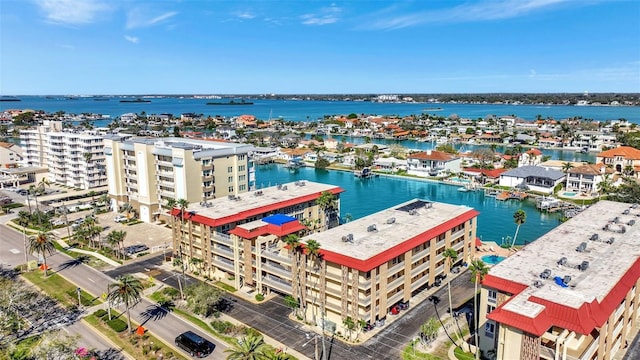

left=475, top=240, right=511, bottom=264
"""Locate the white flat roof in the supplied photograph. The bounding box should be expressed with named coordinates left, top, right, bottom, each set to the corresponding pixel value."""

left=489, top=200, right=640, bottom=315
left=188, top=180, right=341, bottom=221
left=301, top=199, right=476, bottom=261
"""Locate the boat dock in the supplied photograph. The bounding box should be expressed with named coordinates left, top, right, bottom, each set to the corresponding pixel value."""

left=536, top=196, right=583, bottom=214
left=496, top=191, right=528, bottom=201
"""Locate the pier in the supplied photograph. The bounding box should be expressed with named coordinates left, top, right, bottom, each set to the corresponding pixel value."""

left=496, top=191, right=528, bottom=201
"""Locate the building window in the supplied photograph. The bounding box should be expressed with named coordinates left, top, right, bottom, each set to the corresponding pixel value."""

left=488, top=289, right=497, bottom=304
left=486, top=305, right=495, bottom=314
left=484, top=321, right=495, bottom=338
left=228, top=186, right=234, bottom=192
left=239, top=184, right=246, bottom=191
left=228, top=176, right=233, bottom=183
left=238, top=155, right=245, bottom=160
left=227, top=166, right=233, bottom=173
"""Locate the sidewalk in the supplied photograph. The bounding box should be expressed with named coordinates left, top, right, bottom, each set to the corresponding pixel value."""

left=54, top=237, right=121, bottom=267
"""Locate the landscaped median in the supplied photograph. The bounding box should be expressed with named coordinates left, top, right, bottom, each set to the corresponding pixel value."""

left=21, top=269, right=186, bottom=360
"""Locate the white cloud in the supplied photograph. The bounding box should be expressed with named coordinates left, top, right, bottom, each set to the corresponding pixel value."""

left=364, top=0, right=583, bottom=30
left=126, top=8, right=178, bottom=29
left=236, top=11, right=255, bottom=20
left=35, top=0, right=109, bottom=25
left=124, top=35, right=139, bottom=44
left=301, top=4, right=341, bottom=26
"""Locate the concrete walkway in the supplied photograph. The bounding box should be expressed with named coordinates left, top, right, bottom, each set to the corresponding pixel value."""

left=55, top=238, right=121, bottom=267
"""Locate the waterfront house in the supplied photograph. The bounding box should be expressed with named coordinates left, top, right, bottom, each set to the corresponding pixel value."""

left=518, top=148, right=544, bottom=167
left=565, top=164, right=614, bottom=195
left=407, top=150, right=461, bottom=177
left=373, top=157, right=407, bottom=173
left=499, top=166, right=565, bottom=194
left=478, top=201, right=640, bottom=360
left=278, top=148, right=311, bottom=162
left=463, top=168, right=507, bottom=184
left=280, top=134, right=301, bottom=148
left=596, top=146, right=640, bottom=179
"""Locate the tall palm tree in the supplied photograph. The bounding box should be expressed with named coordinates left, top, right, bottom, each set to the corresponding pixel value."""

left=469, top=259, right=489, bottom=360
left=106, top=230, right=127, bottom=260
left=510, top=209, right=527, bottom=249
left=176, top=198, right=190, bottom=258
left=343, top=316, right=356, bottom=341
left=316, top=191, right=337, bottom=230
left=442, top=248, right=459, bottom=326
left=28, top=231, right=56, bottom=277
left=107, top=275, right=143, bottom=334
left=224, top=334, right=269, bottom=360
left=284, top=234, right=304, bottom=319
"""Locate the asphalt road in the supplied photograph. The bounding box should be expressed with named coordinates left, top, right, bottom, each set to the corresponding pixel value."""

left=1, top=223, right=228, bottom=359
left=108, top=254, right=478, bottom=360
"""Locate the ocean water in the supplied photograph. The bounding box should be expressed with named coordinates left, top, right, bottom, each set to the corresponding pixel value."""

left=255, top=165, right=564, bottom=246
left=3, top=97, right=638, bottom=125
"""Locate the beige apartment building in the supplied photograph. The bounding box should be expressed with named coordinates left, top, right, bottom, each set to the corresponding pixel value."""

left=172, top=190, right=478, bottom=335
left=20, top=121, right=107, bottom=189
left=478, top=200, right=640, bottom=360
left=104, top=137, right=255, bottom=223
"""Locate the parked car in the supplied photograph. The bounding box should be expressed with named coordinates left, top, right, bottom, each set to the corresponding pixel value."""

left=124, top=244, right=149, bottom=256
left=114, top=215, right=127, bottom=223
left=174, top=331, right=215, bottom=358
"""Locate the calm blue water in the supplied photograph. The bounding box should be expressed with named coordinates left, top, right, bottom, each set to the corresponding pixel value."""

left=481, top=255, right=506, bottom=265
left=3, top=97, right=638, bottom=124
left=255, top=165, right=564, bottom=246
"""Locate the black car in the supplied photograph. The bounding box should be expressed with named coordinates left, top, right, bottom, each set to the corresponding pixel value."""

left=175, top=331, right=214, bottom=358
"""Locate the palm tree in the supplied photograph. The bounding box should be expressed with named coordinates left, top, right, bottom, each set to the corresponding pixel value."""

left=224, top=334, right=269, bottom=360
left=342, top=316, right=356, bottom=341
left=469, top=259, right=489, bottom=360
left=107, top=275, right=143, bottom=334
left=510, top=209, right=527, bottom=249
left=597, top=173, right=614, bottom=196
left=316, top=191, right=337, bottom=230
left=442, top=248, right=459, bottom=327
left=106, top=230, right=126, bottom=259
left=561, top=161, right=574, bottom=174
left=176, top=198, right=190, bottom=258
left=284, top=234, right=305, bottom=319
left=28, top=231, right=56, bottom=277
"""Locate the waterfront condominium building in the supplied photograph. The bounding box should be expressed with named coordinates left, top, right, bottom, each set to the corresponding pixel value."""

left=20, top=121, right=107, bottom=189
left=172, top=191, right=478, bottom=335
left=478, top=200, right=640, bottom=360
left=169, top=180, right=344, bottom=286
left=104, top=137, right=255, bottom=223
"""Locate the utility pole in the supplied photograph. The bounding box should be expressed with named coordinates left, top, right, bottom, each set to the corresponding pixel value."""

left=314, top=335, right=319, bottom=360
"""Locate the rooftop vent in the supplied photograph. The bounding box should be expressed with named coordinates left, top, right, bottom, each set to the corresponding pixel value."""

left=558, top=257, right=567, bottom=266
left=386, top=217, right=396, bottom=224
left=590, top=233, right=599, bottom=241
left=540, top=269, right=552, bottom=279
left=340, top=233, right=354, bottom=243
left=533, top=280, right=543, bottom=288
left=228, top=195, right=236, bottom=200
left=613, top=217, right=620, bottom=224
left=579, top=261, right=589, bottom=271
left=607, top=237, right=615, bottom=245
left=628, top=220, right=636, bottom=226
left=633, top=204, right=638, bottom=209
left=294, top=180, right=306, bottom=186
left=281, top=185, right=288, bottom=191
left=563, top=275, right=572, bottom=285
left=254, top=190, right=264, bottom=196
left=408, top=209, right=418, bottom=215
left=576, top=242, right=587, bottom=252
left=277, top=184, right=282, bottom=190
left=367, top=224, right=378, bottom=232
left=623, top=209, right=630, bottom=215
left=424, top=202, right=433, bottom=209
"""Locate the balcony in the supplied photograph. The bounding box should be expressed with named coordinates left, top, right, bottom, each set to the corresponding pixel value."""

left=211, top=244, right=234, bottom=257
left=262, top=261, right=291, bottom=278
left=262, top=275, right=292, bottom=294
left=211, top=256, right=235, bottom=272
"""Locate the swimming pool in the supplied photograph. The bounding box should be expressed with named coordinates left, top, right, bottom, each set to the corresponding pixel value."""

left=563, top=192, right=577, bottom=197
left=481, top=254, right=506, bottom=265
left=448, top=177, right=470, bottom=183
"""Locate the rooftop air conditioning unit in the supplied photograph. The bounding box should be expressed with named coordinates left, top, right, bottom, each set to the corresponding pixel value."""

left=613, top=217, right=620, bottom=223
left=607, top=237, right=615, bottom=245
left=579, top=261, right=589, bottom=271
left=409, top=209, right=418, bottom=215
left=590, top=234, right=599, bottom=241
left=281, top=185, right=288, bottom=191
left=628, top=220, right=636, bottom=226
left=277, top=184, right=282, bottom=190
left=623, top=209, right=630, bottom=215
left=228, top=195, right=235, bottom=200
left=563, top=275, right=572, bottom=285
left=533, top=280, right=543, bottom=288
left=347, top=234, right=354, bottom=242
left=558, top=257, right=567, bottom=266
left=386, top=217, right=396, bottom=224
left=367, top=224, right=377, bottom=232
left=576, top=242, right=587, bottom=252
left=540, top=269, right=551, bottom=279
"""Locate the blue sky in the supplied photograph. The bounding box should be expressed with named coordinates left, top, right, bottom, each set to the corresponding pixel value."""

left=1, top=0, right=639, bottom=95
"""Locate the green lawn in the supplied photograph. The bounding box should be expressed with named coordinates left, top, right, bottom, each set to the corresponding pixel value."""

left=454, top=347, right=475, bottom=360
left=21, top=271, right=102, bottom=308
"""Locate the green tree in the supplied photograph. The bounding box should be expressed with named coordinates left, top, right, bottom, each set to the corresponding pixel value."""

left=510, top=209, right=527, bottom=248
left=284, top=234, right=305, bottom=320
left=107, top=275, right=143, bottom=334
left=29, top=231, right=56, bottom=277
left=436, top=143, right=457, bottom=154
left=316, top=191, right=337, bottom=230
left=419, top=317, right=440, bottom=345
left=184, top=282, right=222, bottom=317
left=283, top=294, right=300, bottom=317
left=314, top=157, right=330, bottom=169
left=224, top=334, right=269, bottom=360
left=469, top=259, right=489, bottom=360
left=342, top=316, right=356, bottom=341
left=106, top=230, right=126, bottom=260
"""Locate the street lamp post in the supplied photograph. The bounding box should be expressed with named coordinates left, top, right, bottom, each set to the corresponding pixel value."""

left=76, top=287, right=82, bottom=307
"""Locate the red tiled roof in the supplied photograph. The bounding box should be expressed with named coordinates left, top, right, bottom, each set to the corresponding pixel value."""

left=229, top=220, right=306, bottom=238
left=409, top=150, right=456, bottom=161
left=463, top=168, right=508, bottom=178
left=597, top=146, right=640, bottom=160
left=526, top=149, right=542, bottom=155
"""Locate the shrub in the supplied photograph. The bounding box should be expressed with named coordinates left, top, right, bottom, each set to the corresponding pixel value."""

left=255, top=293, right=264, bottom=301
left=211, top=320, right=235, bottom=334
left=107, top=318, right=128, bottom=332
left=244, top=327, right=262, bottom=338
left=94, top=309, right=107, bottom=318
left=162, top=287, right=179, bottom=299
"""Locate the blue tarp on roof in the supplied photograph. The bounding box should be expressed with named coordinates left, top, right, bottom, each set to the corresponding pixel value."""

left=554, top=276, right=568, bottom=288
left=262, top=214, right=297, bottom=226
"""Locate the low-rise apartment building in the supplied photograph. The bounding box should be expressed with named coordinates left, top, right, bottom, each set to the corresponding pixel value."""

left=104, top=137, right=255, bottom=223
left=170, top=180, right=344, bottom=289
left=478, top=201, right=640, bottom=360
left=20, top=121, right=107, bottom=189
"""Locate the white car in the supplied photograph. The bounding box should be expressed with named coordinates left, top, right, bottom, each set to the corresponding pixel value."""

left=114, top=215, right=128, bottom=223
